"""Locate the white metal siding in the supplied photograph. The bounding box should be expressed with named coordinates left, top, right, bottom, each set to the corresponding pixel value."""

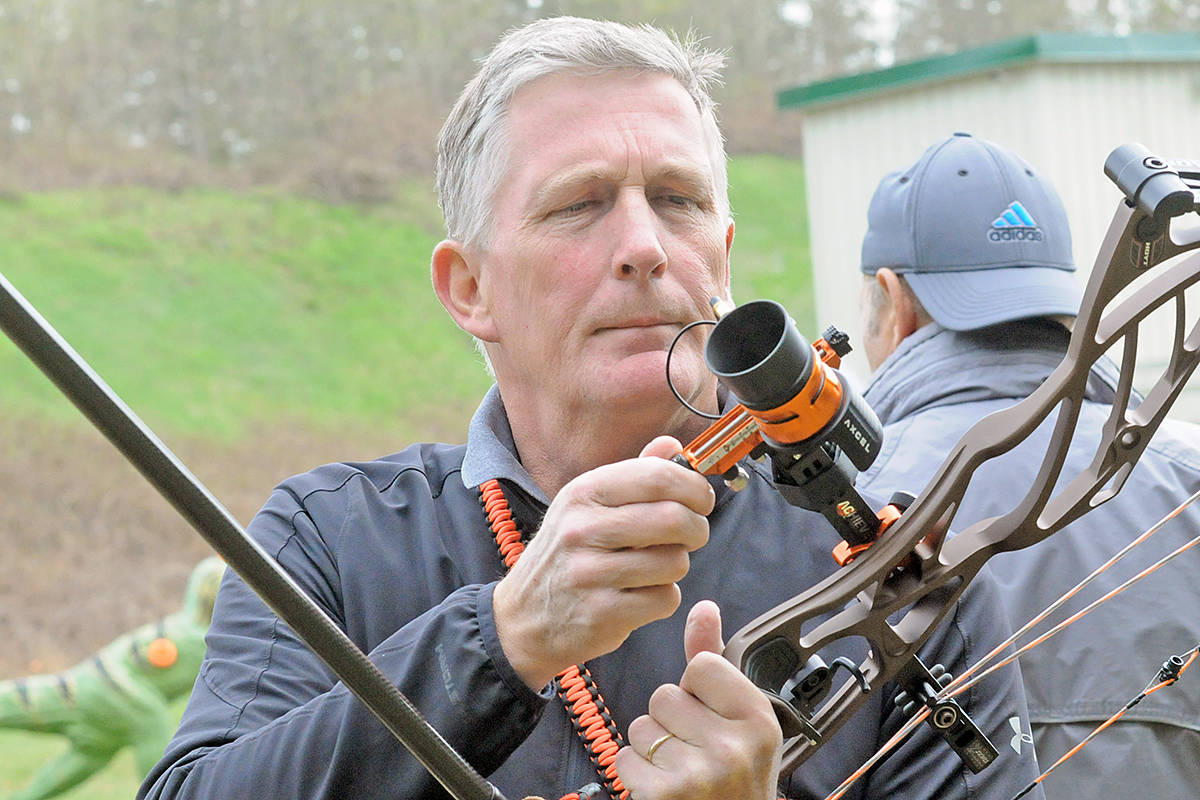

left=799, top=60, right=1200, bottom=420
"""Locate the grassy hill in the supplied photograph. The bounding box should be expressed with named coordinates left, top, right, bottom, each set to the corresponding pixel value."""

left=0, top=154, right=811, bottom=799
left=0, top=185, right=488, bottom=442
left=0, top=156, right=811, bottom=442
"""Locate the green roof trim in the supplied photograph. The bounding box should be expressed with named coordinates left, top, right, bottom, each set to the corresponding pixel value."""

left=778, top=32, right=1200, bottom=110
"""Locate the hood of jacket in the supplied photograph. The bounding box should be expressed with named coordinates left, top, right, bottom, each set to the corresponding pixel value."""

left=862, top=319, right=1122, bottom=425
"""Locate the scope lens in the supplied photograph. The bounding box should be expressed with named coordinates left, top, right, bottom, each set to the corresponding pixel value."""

left=705, top=300, right=813, bottom=410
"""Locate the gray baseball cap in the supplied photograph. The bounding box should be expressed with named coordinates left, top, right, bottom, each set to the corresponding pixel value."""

left=860, top=132, right=1082, bottom=331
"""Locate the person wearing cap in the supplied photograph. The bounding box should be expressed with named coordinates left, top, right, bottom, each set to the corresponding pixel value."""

left=855, top=132, right=1200, bottom=797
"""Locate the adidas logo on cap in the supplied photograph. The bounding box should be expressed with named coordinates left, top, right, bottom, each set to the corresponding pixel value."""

left=988, top=201, right=1044, bottom=241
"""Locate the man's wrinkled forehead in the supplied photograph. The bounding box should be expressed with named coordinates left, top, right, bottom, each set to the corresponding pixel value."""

left=500, top=72, right=718, bottom=197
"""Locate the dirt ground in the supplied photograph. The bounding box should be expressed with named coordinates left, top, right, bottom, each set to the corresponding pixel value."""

left=0, top=409, right=471, bottom=679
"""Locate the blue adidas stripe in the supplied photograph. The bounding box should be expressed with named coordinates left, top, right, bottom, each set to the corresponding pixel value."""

left=1010, top=201, right=1036, bottom=226
left=992, top=201, right=1038, bottom=229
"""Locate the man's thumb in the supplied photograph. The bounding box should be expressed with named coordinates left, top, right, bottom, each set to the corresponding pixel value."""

left=639, top=435, right=683, bottom=460
left=684, top=599, right=724, bottom=662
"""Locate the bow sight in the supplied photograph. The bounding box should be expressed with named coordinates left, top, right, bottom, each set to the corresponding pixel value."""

left=674, top=299, right=999, bottom=770
left=677, top=299, right=884, bottom=550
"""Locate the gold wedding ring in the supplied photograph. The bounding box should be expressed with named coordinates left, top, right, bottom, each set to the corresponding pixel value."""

left=646, top=732, right=675, bottom=761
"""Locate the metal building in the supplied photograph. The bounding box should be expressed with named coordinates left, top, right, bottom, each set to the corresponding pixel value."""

left=780, top=32, right=1200, bottom=418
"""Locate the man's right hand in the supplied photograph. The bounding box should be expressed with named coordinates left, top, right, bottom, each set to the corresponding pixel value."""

left=492, top=435, right=715, bottom=690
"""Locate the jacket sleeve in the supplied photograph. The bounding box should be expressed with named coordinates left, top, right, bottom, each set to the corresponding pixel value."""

left=855, top=572, right=1045, bottom=799
left=138, top=479, right=550, bottom=800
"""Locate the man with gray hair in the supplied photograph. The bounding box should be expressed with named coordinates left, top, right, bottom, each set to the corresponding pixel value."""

left=141, top=22, right=1040, bottom=800
left=855, top=132, right=1200, bottom=797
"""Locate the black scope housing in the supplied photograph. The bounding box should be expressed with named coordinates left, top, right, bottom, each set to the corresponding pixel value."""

left=705, top=300, right=814, bottom=411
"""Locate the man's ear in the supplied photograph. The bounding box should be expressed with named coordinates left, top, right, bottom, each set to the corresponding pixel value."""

left=722, top=219, right=735, bottom=297
left=431, top=240, right=499, bottom=342
left=876, top=268, right=921, bottom=343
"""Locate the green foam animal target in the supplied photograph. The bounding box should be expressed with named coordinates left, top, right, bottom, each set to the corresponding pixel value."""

left=0, top=557, right=224, bottom=800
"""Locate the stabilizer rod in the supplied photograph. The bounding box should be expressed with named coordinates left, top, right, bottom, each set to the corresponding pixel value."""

left=0, top=271, right=506, bottom=800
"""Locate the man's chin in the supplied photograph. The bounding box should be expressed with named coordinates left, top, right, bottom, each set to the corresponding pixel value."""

left=600, top=353, right=714, bottom=414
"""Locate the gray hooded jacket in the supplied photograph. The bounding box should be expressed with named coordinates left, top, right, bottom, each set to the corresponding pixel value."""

left=860, top=320, right=1200, bottom=797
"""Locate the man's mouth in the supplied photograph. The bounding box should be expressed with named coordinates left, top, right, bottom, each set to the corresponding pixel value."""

left=600, top=316, right=685, bottom=332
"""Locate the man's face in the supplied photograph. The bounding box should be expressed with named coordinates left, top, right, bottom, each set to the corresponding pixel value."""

left=474, top=69, right=733, bottom=424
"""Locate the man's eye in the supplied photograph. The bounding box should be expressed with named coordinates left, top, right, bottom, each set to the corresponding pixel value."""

left=663, top=194, right=698, bottom=209
left=559, top=200, right=592, bottom=215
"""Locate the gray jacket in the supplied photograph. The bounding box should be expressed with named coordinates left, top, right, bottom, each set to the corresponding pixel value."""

left=140, top=386, right=1041, bottom=800
left=860, top=320, right=1200, bottom=797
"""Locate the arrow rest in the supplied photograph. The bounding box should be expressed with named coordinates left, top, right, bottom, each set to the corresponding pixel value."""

left=894, top=657, right=999, bottom=774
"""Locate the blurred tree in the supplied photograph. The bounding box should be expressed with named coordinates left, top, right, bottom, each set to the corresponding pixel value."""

left=798, top=0, right=878, bottom=78
left=893, top=0, right=1078, bottom=61
left=1078, top=0, right=1200, bottom=32
left=2, top=0, right=1190, bottom=196
left=535, top=0, right=879, bottom=152
left=893, top=0, right=1199, bottom=63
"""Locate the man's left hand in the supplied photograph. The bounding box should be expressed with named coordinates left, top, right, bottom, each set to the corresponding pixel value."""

left=615, top=600, right=783, bottom=800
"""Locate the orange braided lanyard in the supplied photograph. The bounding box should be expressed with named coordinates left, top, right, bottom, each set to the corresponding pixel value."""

left=479, top=479, right=629, bottom=800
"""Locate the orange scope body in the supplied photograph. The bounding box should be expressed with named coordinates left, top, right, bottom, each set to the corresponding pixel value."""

left=751, top=355, right=844, bottom=446
left=704, top=300, right=847, bottom=450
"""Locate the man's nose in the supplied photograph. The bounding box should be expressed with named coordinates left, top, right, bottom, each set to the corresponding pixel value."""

left=611, top=193, right=667, bottom=281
